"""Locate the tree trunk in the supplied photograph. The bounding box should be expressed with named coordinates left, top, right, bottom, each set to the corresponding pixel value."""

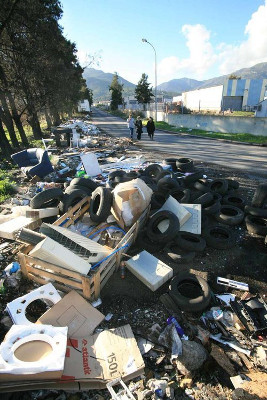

left=6, top=92, right=28, bottom=146
left=44, top=108, right=52, bottom=129
left=0, top=94, right=20, bottom=148
left=0, top=118, right=13, bottom=157
left=27, top=110, right=42, bottom=139
left=51, top=108, right=61, bottom=126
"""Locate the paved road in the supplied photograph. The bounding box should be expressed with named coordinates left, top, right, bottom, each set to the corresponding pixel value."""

left=92, top=108, right=267, bottom=177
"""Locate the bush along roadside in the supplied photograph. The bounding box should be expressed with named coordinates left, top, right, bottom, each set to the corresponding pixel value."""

left=0, top=171, right=16, bottom=203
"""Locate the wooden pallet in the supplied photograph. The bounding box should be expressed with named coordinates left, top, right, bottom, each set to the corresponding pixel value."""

left=18, top=197, right=149, bottom=300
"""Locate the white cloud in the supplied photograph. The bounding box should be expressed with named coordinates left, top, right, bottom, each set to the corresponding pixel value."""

left=219, top=0, right=267, bottom=74
left=158, top=24, right=217, bottom=82
left=158, top=1, right=267, bottom=82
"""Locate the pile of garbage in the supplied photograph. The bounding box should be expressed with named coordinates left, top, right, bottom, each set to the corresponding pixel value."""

left=0, top=124, right=266, bottom=399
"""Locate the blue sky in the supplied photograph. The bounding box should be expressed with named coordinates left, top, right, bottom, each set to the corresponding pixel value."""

left=60, top=0, right=267, bottom=85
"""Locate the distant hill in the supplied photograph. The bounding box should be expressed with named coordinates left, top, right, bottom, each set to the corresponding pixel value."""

left=83, top=63, right=267, bottom=101
left=197, top=62, right=267, bottom=89
left=83, top=68, right=135, bottom=101
left=157, top=78, right=203, bottom=94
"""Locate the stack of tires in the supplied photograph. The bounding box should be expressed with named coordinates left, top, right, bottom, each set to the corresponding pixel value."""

left=30, top=177, right=114, bottom=224
left=245, top=183, right=267, bottom=237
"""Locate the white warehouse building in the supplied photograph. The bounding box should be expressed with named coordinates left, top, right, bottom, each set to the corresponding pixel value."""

left=182, top=85, right=223, bottom=112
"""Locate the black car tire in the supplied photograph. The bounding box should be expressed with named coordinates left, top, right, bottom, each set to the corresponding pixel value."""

left=70, top=177, right=98, bottom=191
left=244, top=205, right=267, bottom=218
left=144, top=164, right=163, bottom=180
left=30, top=188, right=64, bottom=209
left=251, top=184, right=267, bottom=208
left=245, top=215, right=267, bottom=236
left=203, top=225, right=234, bottom=249
left=108, top=170, right=126, bottom=180
left=59, top=189, right=88, bottom=214
left=175, top=231, right=206, bottom=252
left=169, top=272, right=211, bottom=312
left=193, top=192, right=213, bottom=205
left=222, top=194, right=245, bottom=209
left=89, top=187, right=113, bottom=223
left=170, top=188, right=191, bottom=203
left=146, top=210, right=180, bottom=243
left=184, top=170, right=204, bottom=185
left=151, top=192, right=168, bottom=209
left=227, top=179, right=239, bottom=190
left=202, top=199, right=221, bottom=215
left=155, top=170, right=176, bottom=182
left=65, top=184, right=92, bottom=196
left=215, top=205, right=244, bottom=226
left=157, top=176, right=181, bottom=193
left=164, top=158, right=178, bottom=171
left=176, top=158, right=194, bottom=172
left=193, top=179, right=211, bottom=193
left=209, top=179, right=229, bottom=195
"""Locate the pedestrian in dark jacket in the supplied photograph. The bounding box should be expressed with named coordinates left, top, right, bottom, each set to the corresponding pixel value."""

left=146, top=116, right=155, bottom=140
left=135, top=116, right=143, bottom=140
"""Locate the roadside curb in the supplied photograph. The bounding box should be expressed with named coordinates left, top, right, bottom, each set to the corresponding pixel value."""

left=156, top=129, right=267, bottom=147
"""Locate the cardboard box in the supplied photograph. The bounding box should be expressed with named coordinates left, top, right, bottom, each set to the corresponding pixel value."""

left=61, top=324, right=144, bottom=383
left=111, top=179, right=152, bottom=229
left=0, top=325, right=144, bottom=392
left=37, top=290, right=105, bottom=337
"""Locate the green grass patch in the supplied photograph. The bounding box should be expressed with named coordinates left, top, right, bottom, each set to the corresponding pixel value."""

left=231, top=111, right=254, bottom=117
left=155, top=121, right=267, bottom=145
left=0, top=170, right=16, bottom=203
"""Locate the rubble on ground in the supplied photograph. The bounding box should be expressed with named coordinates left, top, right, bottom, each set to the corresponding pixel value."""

left=0, top=118, right=266, bottom=400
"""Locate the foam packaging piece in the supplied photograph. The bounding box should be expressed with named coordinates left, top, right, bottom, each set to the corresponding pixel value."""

left=6, top=283, right=61, bottom=325
left=125, top=250, right=173, bottom=291
left=0, top=324, right=67, bottom=378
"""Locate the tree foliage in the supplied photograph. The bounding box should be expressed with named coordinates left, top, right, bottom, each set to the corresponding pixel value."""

left=228, top=74, right=241, bottom=80
left=0, top=0, right=86, bottom=155
left=135, top=73, right=153, bottom=109
left=109, top=72, right=123, bottom=110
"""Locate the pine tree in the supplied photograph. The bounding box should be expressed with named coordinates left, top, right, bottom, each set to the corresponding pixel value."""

left=109, top=72, right=123, bottom=110
left=135, top=73, right=153, bottom=110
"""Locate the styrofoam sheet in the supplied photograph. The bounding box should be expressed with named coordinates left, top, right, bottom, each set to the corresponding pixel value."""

left=0, top=324, right=67, bottom=375
left=125, top=251, right=173, bottom=291
left=6, top=283, right=61, bottom=325
left=181, top=204, right=201, bottom=234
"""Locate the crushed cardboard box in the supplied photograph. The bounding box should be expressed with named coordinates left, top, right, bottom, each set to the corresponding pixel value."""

left=37, top=290, right=105, bottom=337
left=0, top=324, right=144, bottom=392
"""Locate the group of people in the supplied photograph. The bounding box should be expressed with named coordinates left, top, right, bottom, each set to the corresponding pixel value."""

left=127, top=115, right=155, bottom=141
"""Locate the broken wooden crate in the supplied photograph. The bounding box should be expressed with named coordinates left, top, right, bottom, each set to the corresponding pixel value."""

left=18, top=196, right=149, bottom=300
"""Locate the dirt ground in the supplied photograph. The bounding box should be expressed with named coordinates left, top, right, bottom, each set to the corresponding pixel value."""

left=0, top=143, right=266, bottom=400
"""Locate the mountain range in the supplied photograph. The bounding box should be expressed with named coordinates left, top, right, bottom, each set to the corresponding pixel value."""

left=83, top=62, right=267, bottom=101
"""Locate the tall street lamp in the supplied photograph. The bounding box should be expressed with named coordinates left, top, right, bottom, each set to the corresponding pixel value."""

left=142, top=38, right=157, bottom=121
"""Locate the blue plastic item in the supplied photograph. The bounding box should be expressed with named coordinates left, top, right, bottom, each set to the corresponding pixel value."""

left=167, top=316, right=188, bottom=340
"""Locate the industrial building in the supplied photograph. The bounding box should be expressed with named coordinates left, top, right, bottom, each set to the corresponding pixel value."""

left=181, top=78, right=267, bottom=112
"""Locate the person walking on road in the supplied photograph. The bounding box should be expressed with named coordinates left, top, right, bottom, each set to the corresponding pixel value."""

left=127, top=114, right=135, bottom=139
left=146, top=116, right=155, bottom=140
left=135, top=116, right=143, bottom=140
